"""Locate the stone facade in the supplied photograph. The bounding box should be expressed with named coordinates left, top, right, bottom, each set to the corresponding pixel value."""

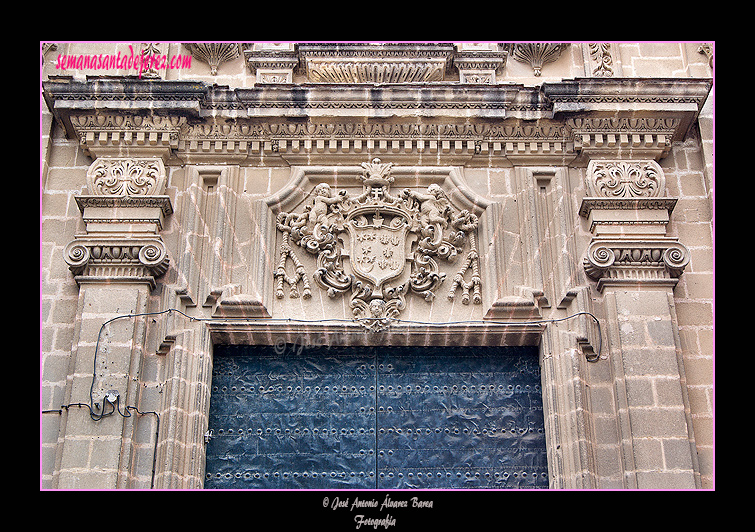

left=40, top=42, right=715, bottom=490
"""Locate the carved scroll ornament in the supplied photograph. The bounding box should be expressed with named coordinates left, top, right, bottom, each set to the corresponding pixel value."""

left=583, top=239, right=689, bottom=288
left=64, top=238, right=169, bottom=278
left=274, top=159, right=482, bottom=331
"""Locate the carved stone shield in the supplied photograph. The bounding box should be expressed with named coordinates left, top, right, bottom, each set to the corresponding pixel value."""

left=274, top=158, right=482, bottom=329
left=346, top=209, right=409, bottom=289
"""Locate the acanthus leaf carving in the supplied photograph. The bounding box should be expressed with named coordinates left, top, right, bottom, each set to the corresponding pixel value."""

left=87, top=157, right=167, bottom=196
left=588, top=43, right=614, bottom=77
left=274, top=158, right=482, bottom=330
left=586, top=160, right=665, bottom=198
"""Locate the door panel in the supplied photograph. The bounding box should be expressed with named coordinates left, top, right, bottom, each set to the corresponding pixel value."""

left=375, top=347, right=548, bottom=489
left=205, top=344, right=548, bottom=489
left=206, top=346, right=376, bottom=489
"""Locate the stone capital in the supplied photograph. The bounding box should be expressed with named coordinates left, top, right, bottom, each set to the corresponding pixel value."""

left=64, top=157, right=172, bottom=288
left=579, top=159, right=689, bottom=291
left=582, top=238, right=689, bottom=291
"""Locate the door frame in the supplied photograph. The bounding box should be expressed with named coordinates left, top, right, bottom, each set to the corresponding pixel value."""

left=195, top=319, right=592, bottom=489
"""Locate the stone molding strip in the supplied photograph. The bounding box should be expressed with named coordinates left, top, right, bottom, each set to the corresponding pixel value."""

left=44, top=77, right=712, bottom=141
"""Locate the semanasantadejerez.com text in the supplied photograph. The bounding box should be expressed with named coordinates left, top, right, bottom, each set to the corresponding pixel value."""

left=54, top=45, right=192, bottom=78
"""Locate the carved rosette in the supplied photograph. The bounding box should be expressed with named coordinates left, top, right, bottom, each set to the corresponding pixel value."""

left=65, top=157, right=171, bottom=286
left=274, top=158, right=482, bottom=330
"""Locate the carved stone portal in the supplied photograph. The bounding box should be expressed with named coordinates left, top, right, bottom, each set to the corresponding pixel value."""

left=274, top=159, right=482, bottom=331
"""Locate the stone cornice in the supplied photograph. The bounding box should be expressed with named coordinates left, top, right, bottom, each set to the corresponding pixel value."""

left=43, top=76, right=205, bottom=143
left=219, top=83, right=550, bottom=118
left=542, top=77, right=713, bottom=143
left=43, top=77, right=207, bottom=113
left=46, top=76, right=711, bottom=122
left=43, top=76, right=712, bottom=162
left=543, top=77, right=712, bottom=109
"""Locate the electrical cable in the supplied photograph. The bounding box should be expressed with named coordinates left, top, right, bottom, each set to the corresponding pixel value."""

left=49, top=307, right=604, bottom=417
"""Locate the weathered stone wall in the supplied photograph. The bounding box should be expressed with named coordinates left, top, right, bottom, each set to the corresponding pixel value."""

left=41, top=42, right=714, bottom=489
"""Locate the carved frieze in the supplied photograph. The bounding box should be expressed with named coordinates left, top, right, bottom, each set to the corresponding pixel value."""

left=567, top=117, right=678, bottom=160
left=67, top=113, right=185, bottom=158
left=274, top=159, right=482, bottom=330
left=173, top=117, right=571, bottom=163
left=298, top=43, right=455, bottom=83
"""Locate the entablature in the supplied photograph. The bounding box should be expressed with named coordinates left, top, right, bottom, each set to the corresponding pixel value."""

left=43, top=76, right=712, bottom=164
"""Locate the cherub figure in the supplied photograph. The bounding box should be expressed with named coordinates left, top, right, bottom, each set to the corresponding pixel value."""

left=402, top=184, right=450, bottom=228
left=307, top=183, right=347, bottom=226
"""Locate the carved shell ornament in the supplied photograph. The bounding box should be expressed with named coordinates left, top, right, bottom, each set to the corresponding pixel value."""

left=184, top=43, right=240, bottom=75
left=274, top=158, right=482, bottom=331
left=511, top=43, right=568, bottom=76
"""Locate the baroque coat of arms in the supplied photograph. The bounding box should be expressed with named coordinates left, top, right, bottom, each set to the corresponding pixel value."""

left=274, top=159, right=482, bottom=331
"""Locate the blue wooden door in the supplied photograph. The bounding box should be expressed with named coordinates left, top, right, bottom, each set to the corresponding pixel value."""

left=204, top=344, right=548, bottom=489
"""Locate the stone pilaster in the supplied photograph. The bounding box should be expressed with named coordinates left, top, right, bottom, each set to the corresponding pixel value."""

left=54, top=157, right=171, bottom=489
left=580, top=159, right=699, bottom=488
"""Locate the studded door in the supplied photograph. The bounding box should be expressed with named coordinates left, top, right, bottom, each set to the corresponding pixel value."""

left=204, top=344, right=548, bottom=489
